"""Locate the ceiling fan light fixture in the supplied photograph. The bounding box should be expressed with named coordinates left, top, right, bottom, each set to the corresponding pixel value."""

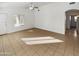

left=26, top=3, right=40, bottom=11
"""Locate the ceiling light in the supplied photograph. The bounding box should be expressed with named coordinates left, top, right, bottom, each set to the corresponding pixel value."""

left=25, top=3, right=40, bottom=11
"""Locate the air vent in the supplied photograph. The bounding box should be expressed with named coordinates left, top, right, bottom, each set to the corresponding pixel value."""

left=69, top=2, right=76, bottom=5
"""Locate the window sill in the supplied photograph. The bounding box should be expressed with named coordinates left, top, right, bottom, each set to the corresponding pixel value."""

left=14, top=24, right=24, bottom=27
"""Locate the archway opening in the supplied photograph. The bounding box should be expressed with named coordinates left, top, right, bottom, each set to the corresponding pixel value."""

left=65, top=9, right=79, bottom=36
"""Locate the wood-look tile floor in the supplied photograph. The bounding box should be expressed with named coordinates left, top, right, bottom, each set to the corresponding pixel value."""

left=0, top=28, right=79, bottom=56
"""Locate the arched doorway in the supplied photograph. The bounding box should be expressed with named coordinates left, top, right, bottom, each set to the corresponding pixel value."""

left=65, top=9, right=79, bottom=34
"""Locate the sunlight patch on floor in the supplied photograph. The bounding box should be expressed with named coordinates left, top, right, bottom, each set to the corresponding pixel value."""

left=74, top=30, right=77, bottom=37
left=27, top=30, right=34, bottom=32
left=21, top=36, right=64, bottom=45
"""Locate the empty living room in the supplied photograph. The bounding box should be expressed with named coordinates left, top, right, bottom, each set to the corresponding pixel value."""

left=0, top=0, right=79, bottom=58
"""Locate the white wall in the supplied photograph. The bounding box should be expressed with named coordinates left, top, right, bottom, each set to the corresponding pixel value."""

left=0, top=7, right=34, bottom=33
left=34, top=2, right=79, bottom=34
left=34, top=3, right=66, bottom=34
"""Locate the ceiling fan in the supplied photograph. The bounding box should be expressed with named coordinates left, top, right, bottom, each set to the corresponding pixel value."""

left=25, top=3, right=40, bottom=11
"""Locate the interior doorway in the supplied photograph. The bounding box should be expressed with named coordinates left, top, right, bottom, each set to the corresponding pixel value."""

left=70, top=15, right=76, bottom=29
left=65, top=9, right=79, bottom=36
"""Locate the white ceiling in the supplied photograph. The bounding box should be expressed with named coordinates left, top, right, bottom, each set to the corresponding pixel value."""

left=0, top=2, right=79, bottom=9
left=0, top=2, right=50, bottom=8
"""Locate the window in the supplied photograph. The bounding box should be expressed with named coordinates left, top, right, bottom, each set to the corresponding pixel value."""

left=15, top=15, right=24, bottom=27
left=69, top=16, right=71, bottom=21
left=74, top=16, right=77, bottom=22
